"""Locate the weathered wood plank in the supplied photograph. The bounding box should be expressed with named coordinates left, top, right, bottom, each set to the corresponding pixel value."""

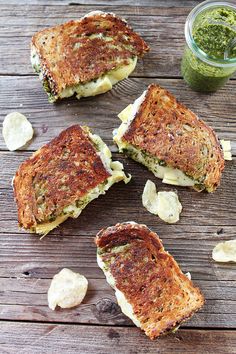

left=0, top=152, right=235, bottom=226
left=1, top=148, right=235, bottom=326
left=0, top=150, right=235, bottom=327
left=0, top=151, right=235, bottom=327
left=0, top=5, right=234, bottom=354
left=0, top=1, right=235, bottom=342
left=0, top=277, right=235, bottom=327
left=0, top=4, right=201, bottom=77
left=0, top=228, right=236, bottom=280
left=0, top=322, right=235, bottom=354
left=0, top=1, right=201, bottom=6
left=0, top=155, right=235, bottom=327
left=0, top=77, right=235, bottom=151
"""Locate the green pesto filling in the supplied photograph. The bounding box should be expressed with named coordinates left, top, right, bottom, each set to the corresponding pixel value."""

left=122, top=145, right=205, bottom=191
left=37, top=179, right=109, bottom=226
left=31, top=48, right=137, bottom=103
left=123, top=146, right=166, bottom=167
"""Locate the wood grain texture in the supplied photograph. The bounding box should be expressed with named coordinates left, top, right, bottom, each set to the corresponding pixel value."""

left=0, top=154, right=235, bottom=326
left=0, top=322, right=235, bottom=354
left=0, top=3, right=205, bottom=77
left=0, top=0, right=236, bottom=349
left=0, top=77, right=236, bottom=151
left=1, top=152, right=235, bottom=226
left=0, top=227, right=236, bottom=280
left=0, top=0, right=201, bottom=6
left=0, top=276, right=235, bottom=327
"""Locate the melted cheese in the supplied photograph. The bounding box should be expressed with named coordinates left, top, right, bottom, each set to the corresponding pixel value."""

left=64, top=57, right=137, bottom=99
left=34, top=129, right=130, bottom=236
left=31, top=46, right=41, bottom=72
left=115, top=289, right=141, bottom=327
left=31, top=47, right=137, bottom=100
left=118, top=104, right=133, bottom=122
left=97, top=254, right=141, bottom=327
left=220, top=139, right=232, bottom=161
left=185, top=272, right=191, bottom=280
left=36, top=214, right=69, bottom=236
left=113, top=91, right=147, bottom=148
left=114, top=102, right=196, bottom=187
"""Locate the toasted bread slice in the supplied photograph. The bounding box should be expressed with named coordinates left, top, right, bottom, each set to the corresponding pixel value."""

left=13, top=125, right=130, bottom=235
left=95, top=222, right=204, bottom=339
left=114, top=84, right=225, bottom=192
left=31, top=11, right=149, bottom=102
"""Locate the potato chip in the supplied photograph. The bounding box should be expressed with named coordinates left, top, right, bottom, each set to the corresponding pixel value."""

left=142, top=180, right=182, bottom=223
left=142, top=180, right=159, bottom=215
left=48, top=268, right=88, bottom=310
left=2, top=112, right=34, bottom=151
left=157, top=191, right=182, bottom=224
left=212, top=240, right=236, bottom=263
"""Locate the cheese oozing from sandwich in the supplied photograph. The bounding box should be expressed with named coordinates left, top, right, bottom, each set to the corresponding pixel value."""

left=97, top=252, right=141, bottom=327
left=220, top=139, right=232, bottom=161
left=31, top=46, right=137, bottom=102
left=34, top=131, right=131, bottom=236
left=113, top=93, right=196, bottom=188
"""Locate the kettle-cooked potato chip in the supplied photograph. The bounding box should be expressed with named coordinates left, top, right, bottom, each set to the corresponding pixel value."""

left=142, top=180, right=182, bottom=223
left=156, top=191, right=182, bottom=224
left=212, top=240, right=236, bottom=262
left=2, top=112, right=34, bottom=151
left=142, top=179, right=159, bottom=215
left=48, top=268, right=88, bottom=310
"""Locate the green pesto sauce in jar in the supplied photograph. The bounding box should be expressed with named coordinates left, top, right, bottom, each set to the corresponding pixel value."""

left=181, top=7, right=236, bottom=92
left=193, top=8, right=236, bottom=59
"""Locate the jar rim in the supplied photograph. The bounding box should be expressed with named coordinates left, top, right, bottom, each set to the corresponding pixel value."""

left=185, top=0, right=236, bottom=68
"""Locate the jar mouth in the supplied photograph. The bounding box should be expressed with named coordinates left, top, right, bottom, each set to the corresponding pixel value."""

left=185, top=0, right=236, bottom=68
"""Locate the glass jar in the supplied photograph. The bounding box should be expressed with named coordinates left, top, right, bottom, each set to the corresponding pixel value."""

left=181, top=0, right=236, bottom=92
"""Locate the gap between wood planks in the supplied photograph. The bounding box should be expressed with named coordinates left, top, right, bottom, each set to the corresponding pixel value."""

left=0, top=274, right=235, bottom=281
left=0, top=323, right=235, bottom=354
left=0, top=1, right=201, bottom=8
left=0, top=317, right=235, bottom=330
left=1, top=72, right=236, bottom=80
left=0, top=78, right=235, bottom=153
left=0, top=73, right=183, bottom=79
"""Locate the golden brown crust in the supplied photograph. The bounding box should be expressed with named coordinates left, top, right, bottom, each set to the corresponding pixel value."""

left=13, top=125, right=110, bottom=230
left=96, top=222, right=204, bottom=340
left=122, top=84, right=224, bottom=192
left=31, top=12, right=149, bottom=96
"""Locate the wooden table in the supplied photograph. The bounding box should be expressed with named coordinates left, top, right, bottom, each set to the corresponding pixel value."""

left=0, top=1, right=235, bottom=353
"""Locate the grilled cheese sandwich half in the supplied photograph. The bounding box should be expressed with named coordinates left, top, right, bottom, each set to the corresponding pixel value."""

left=114, top=84, right=225, bottom=192
left=13, top=125, right=131, bottom=236
left=95, top=222, right=204, bottom=339
left=31, top=11, right=149, bottom=102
